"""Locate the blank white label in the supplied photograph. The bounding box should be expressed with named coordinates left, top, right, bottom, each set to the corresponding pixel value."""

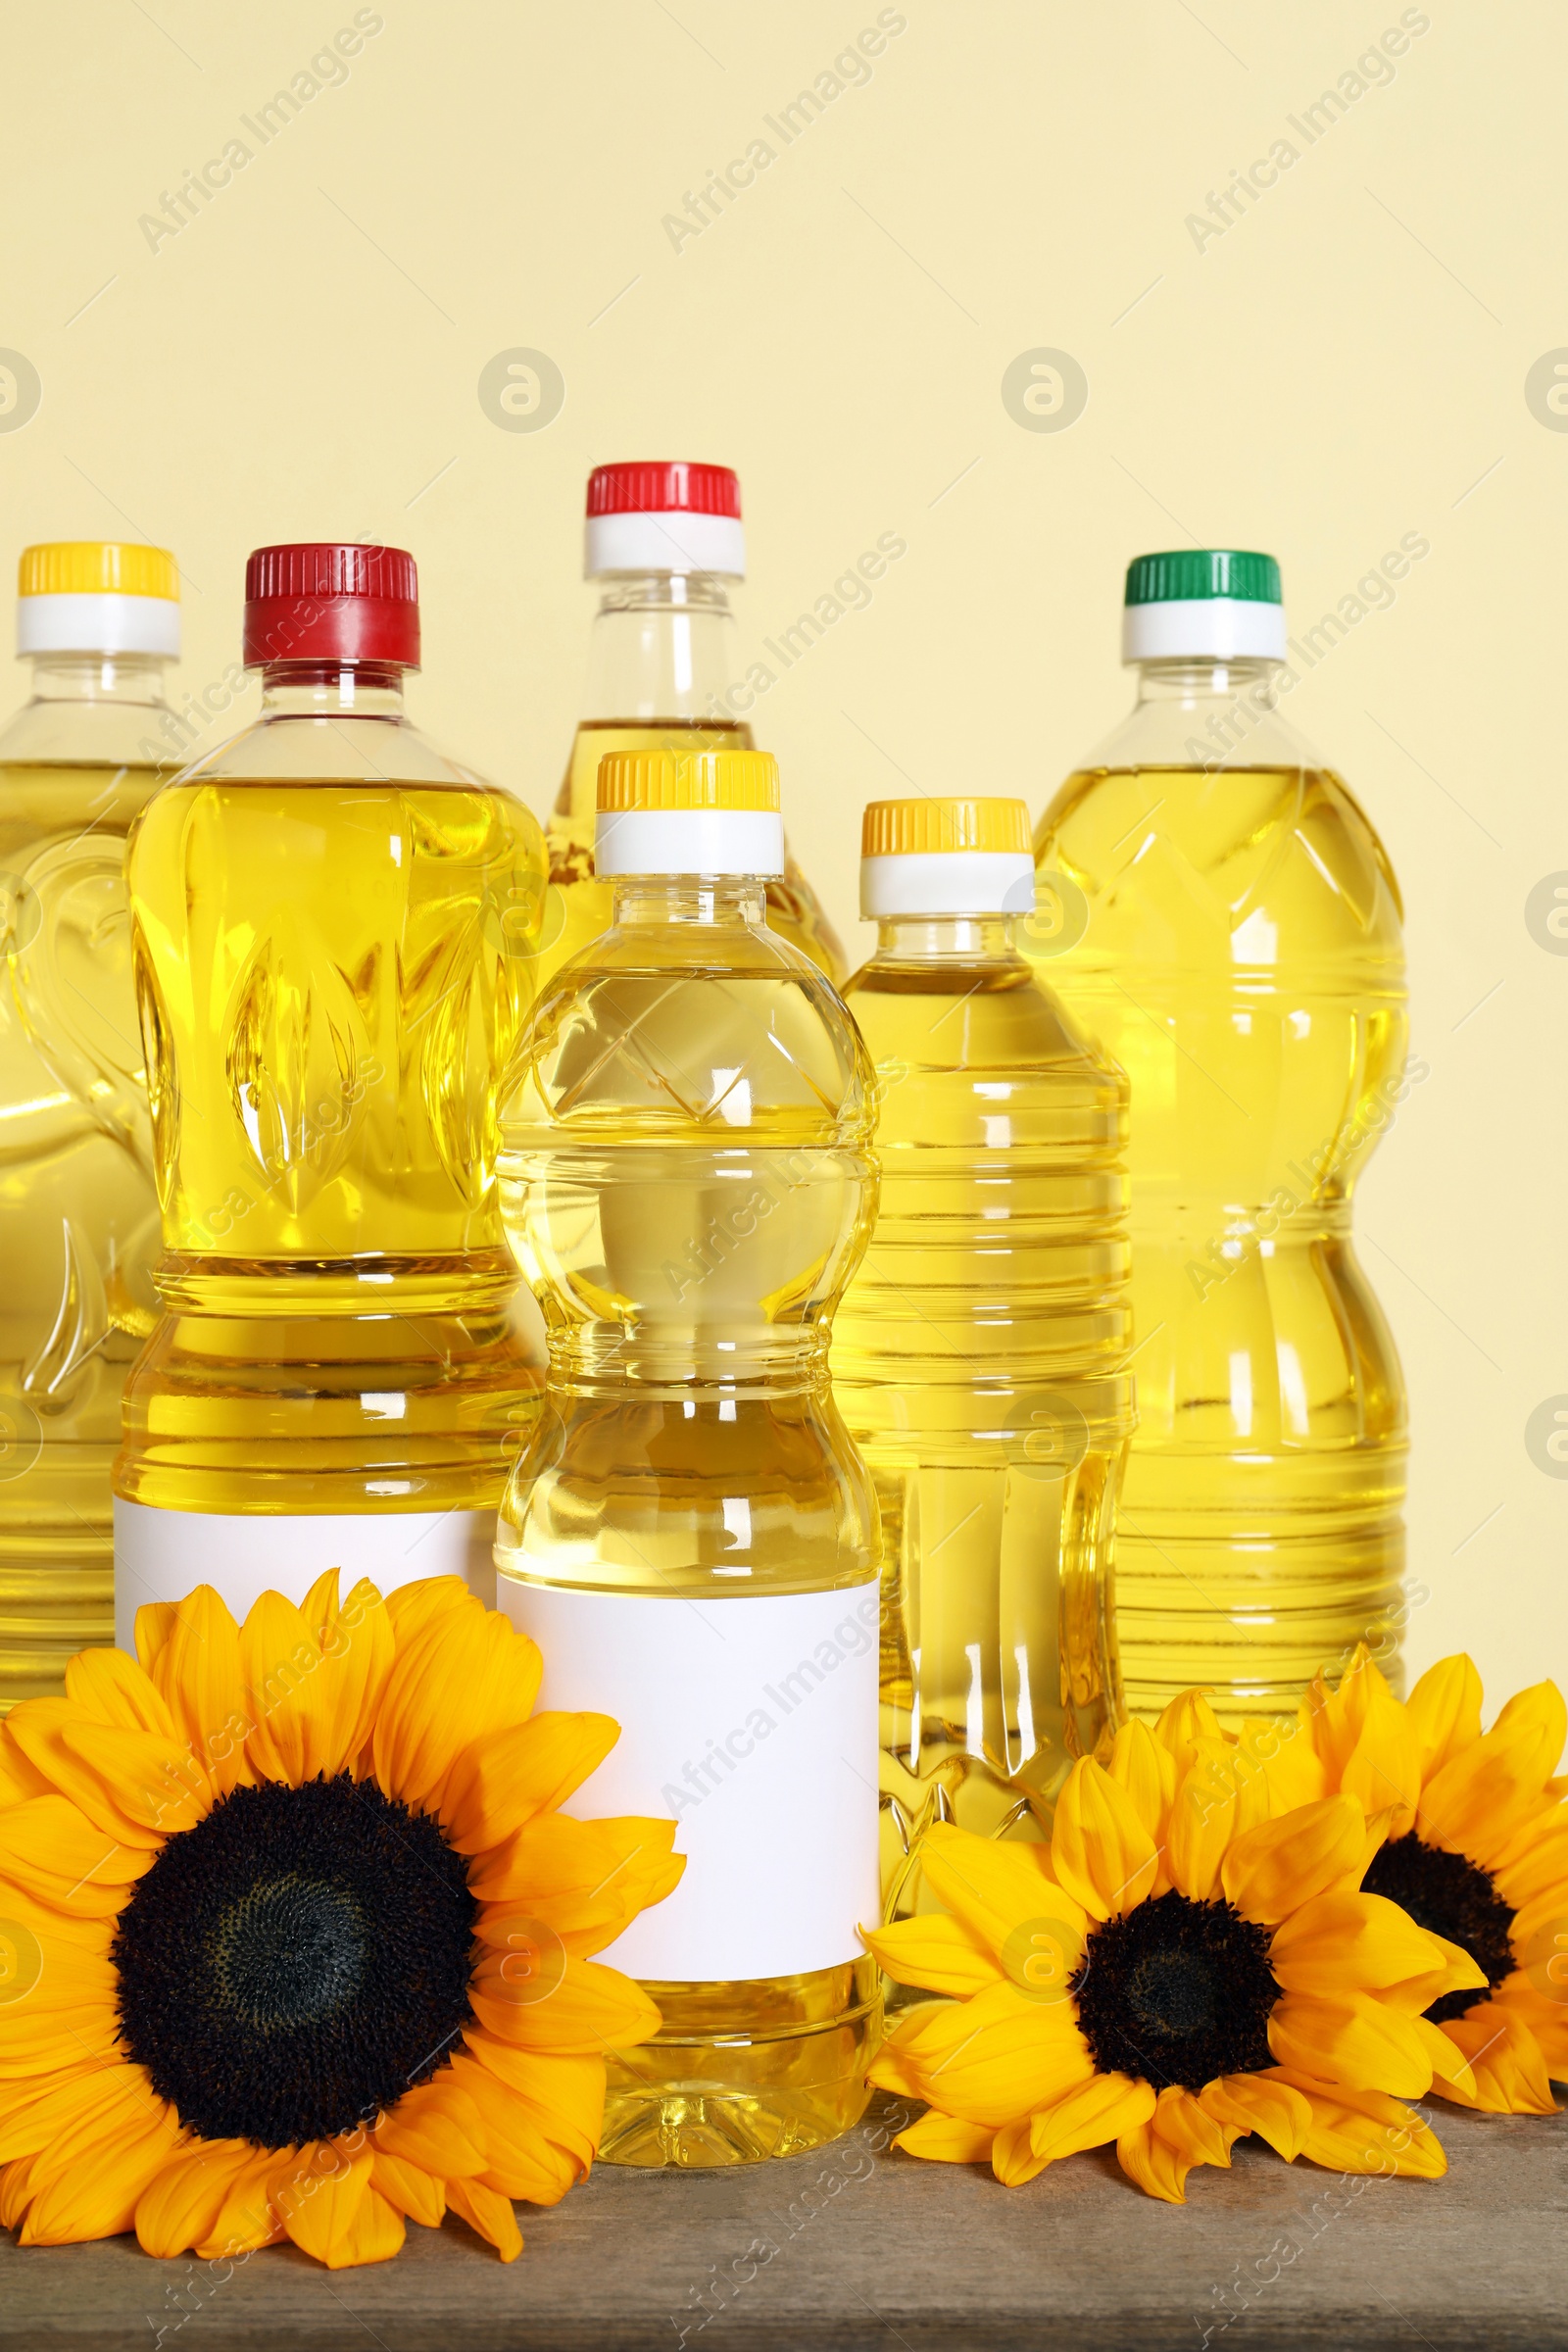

left=113, top=1499, right=496, bottom=1652
left=497, top=1576, right=881, bottom=1983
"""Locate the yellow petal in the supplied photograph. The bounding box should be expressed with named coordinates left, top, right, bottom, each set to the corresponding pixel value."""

left=443, top=1711, right=620, bottom=1858
left=239, top=1591, right=329, bottom=1787
left=6, top=1701, right=195, bottom=1846
left=1154, top=1690, right=1227, bottom=1781
left=470, top=1953, right=662, bottom=2054
left=384, top=1574, right=472, bottom=1643
left=0, top=1726, right=53, bottom=1805
left=64, top=1648, right=177, bottom=1739
left=1438, top=2001, right=1558, bottom=2115
left=370, top=2150, right=446, bottom=2227
left=1269, top=2068, right=1446, bottom=2178
left=1052, top=1758, right=1157, bottom=1921
left=0, top=1793, right=152, bottom=1914
left=470, top=1813, right=684, bottom=1955
left=916, top=1822, right=1068, bottom=1954
left=1201, top=2071, right=1311, bottom=2160
left=1009, top=2072, right=1155, bottom=2183
left=1420, top=1684, right=1567, bottom=1866
left=1167, top=1736, right=1239, bottom=1902
left=1238, top=1712, right=1328, bottom=1816
left=0, top=2063, right=147, bottom=2166
left=892, top=2111, right=998, bottom=2166
left=274, top=2142, right=376, bottom=2268
left=193, top=2149, right=287, bottom=2258
left=870, top=1979, right=1093, bottom=2126
left=15, top=2093, right=182, bottom=2243
left=1267, top=1990, right=1432, bottom=2098
left=1342, top=1690, right=1422, bottom=1838
left=1405, top=1654, right=1483, bottom=1780
left=141, top=1585, right=253, bottom=1799
left=862, top=1911, right=1006, bottom=1997
left=1412, top=2012, right=1478, bottom=2101
left=447, top=2174, right=523, bottom=2260
left=1491, top=1818, right=1568, bottom=1914
left=1107, top=1720, right=1175, bottom=1879
left=1117, top=2084, right=1238, bottom=2202
left=1116, top=2113, right=1191, bottom=2202
left=462, top=2039, right=606, bottom=2177
left=1221, top=1795, right=1366, bottom=1926
left=373, top=1595, right=542, bottom=1815
left=307, top=1579, right=395, bottom=1780
left=1269, top=1889, right=1480, bottom=2005
left=446, top=2049, right=589, bottom=2204
left=135, top=2139, right=254, bottom=2258
left=374, top=2079, right=488, bottom=2179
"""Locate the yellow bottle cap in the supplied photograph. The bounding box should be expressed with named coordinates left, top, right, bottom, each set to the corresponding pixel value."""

left=860, top=797, right=1031, bottom=858
left=598, top=747, right=780, bottom=814
left=19, top=542, right=180, bottom=601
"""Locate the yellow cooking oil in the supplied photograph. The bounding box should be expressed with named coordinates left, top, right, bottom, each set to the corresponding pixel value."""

left=0, top=542, right=189, bottom=1706
left=830, top=799, right=1133, bottom=1935
left=115, top=544, right=546, bottom=1622
left=1034, top=549, right=1409, bottom=1726
left=496, top=747, right=881, bottom=2167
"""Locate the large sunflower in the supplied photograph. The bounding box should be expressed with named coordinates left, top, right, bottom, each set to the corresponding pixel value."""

left=1239, top=1645, right=1568, bottom=2116
left=0, top=1574, right=681, bottom=2267
left=866, top=1698, right=1486, bottom=2202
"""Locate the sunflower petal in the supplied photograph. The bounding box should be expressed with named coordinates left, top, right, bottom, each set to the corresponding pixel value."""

left=461, top=2040, right=606, bottom=2176
left=442, top=1712, right=620, bottom=1858
left=1268, top=2068, right=1446, bottom=2178
left=1029, top=2073, right=1156, bottom=2169
left=862, top=1912, right=1005, bottom=1998
left=1167, top=1737, right=1239, bottom=1902
left=64, top=1648, right=177, bottom=1739
left=373, top=1596, right=542, bottom=1815
left=308, top=1580, right=395, bottom=1780
left=1201, top=2071, right=1311, bottom=2161
left=135, top=2138, right=255, bottom=2258
left=1438, top=2002, right=1558, bottom=2115
left=13, top=2092, right=182, bottom=2243
left=370, top=2150, right=446, bottom=2228
left=446, top=2049, right=589, bottom=2204
left=470, top=1814, right=684, bottom=1955
left=1154, top=1691, right=1227, bottom=1781
left=446, top=2175, right=522, bottom=2261
left=1107, top=1720, right=1175, bottom=1878
left=1052, top=1758, right=1156, bottom=1920
left=1269, top=1889, right=1481, bottom=2006
left=373, top=2079, right=488, bottom=2179
left=1221, top=1795, right=1366, bottom=1926
left=1420, top=1684, right=1567, bottom=1866
left=1116, top=2114, right=1191, bottom=2202
left=1410, top=2013, right=1477, bottom=2101
left=1405, top=1655, right=1483, bottom=1780
left=868, top=1979, right=1093, bottom=2126
left=0, top=1726, right=53, bottom=1805
left=5, top=1702, right=199, bottom=1846
left=1267, top=1990, right=1432, bottom=2098
left=470, top=1953, right=662, bottom=2054
left=383, top=1575, right=472, bottom=1643
left=1342, top=1690, right=1422, bottom=1838
left=0, top=1793, right=152, bottom=1913
left=915, top=1823, right=1067, bottom=1954
left=892, top=2111, right=998, bottom=2166
left=141, top=1586, right=252, bottom=1799
left=1118, top=2084, right=1238, bottom=2203
left=193, top=2149, right=287, bottom=2258
left=273, top=2141, right=376, bottom=2268
left=1239, top=1714, right=1327, bottom=1815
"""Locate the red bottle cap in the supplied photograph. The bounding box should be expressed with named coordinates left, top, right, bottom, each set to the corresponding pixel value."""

left=585, top=463, right=741, bottom=520
left=242, top=542, right=421, bottom=669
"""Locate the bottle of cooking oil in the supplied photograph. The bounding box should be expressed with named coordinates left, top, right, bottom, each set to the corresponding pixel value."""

left=1034, top=550, right=1409, bottom=1726
left=0, top=543, right=190, bottom=1708
left=830, top=798, right=1133, bottom=1931
left=115, top=543, right=547, bottom=1636
left=496, top=747, right=880, bottom=2169
left=540, top=461, right=844, bottom=985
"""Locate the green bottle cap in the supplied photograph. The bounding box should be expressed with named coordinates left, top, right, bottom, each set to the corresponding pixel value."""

left=1124, top=550, right=1282, bottom=608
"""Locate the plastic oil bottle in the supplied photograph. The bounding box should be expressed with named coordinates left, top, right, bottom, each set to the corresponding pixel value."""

left=496, top=747, right=881, bottom=2168
left=540, top=461, right=844, bottom=985
left=1034, top=551, right=1409, bottom=1725
left=830, top=799, right=1133, bottom=1928
left=0, top=544, right=189, bottom=1707
left=115, top=543, right=547, bottom=1633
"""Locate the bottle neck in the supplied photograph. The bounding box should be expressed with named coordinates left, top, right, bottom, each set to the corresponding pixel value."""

left=581, top=571, right=740, bottom=722
left=611, top=875, right=769, bottom=928
left=1132, top=656, right=1280, bottom=709
left=24, top=652, right=171, bottom=707
left=258, top=662, right=408, bottom=718
left=872, top=913, right=1019, bottom=961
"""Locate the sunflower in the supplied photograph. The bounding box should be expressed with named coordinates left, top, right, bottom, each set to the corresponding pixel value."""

left=865, top=1697, right=1487, bottom=2202
left=0, top=1574, right=682, bottom=2267
left=1238, top=1645, right=1568, bottom=2117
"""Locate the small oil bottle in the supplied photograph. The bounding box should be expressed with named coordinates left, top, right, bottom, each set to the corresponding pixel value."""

left=115, top=543, right=547, bottom=1628
left=831, top=798, right=1133, bottom=1933
left=497, top=747, right=881, bottom=2168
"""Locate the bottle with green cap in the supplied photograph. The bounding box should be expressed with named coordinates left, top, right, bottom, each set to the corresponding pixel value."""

left=1034, top=550, right=1410, bottom=1727
left=0, top=542, right=192, bottom=1706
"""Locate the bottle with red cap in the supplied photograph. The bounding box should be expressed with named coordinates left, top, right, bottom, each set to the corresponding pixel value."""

left=114, top=543, right=548, bottom=1629
left=540, top=460, right=845, bottom=984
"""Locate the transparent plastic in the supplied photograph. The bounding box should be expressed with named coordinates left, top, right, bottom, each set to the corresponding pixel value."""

left=831, top=914, right=1133, bottom=1944
left=117, top=664, right=547, bottom=1557
left=1034, top=659, right=1408, bottom=1724
left=0, top=655, right=182, bottom=1707
left=542, top=575, right=845, bottom=983
left=496, top=875, right=880, bottom=2166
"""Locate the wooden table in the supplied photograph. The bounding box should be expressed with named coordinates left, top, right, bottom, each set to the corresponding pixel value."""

left=2, top=2097, right=1564, bottom=2349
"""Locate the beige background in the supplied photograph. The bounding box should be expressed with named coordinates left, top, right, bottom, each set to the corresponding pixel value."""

left=3, top=0, right=1560, bottom=1706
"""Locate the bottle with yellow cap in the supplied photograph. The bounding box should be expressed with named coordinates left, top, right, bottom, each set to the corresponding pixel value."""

left=831, top=799, right=1133, bottom=1939
left=496, top=745, right=881, bottom=2168
left=0, top=543, right=194, bottom=1707
left=539, top=461, right=845, bottom=986
left=116, top=543, right=546, bottom=1630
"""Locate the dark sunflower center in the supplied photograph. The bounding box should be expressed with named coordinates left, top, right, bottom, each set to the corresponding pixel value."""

left=1362, top=1831, right=1515, bottom=2026
left=113, top=1775, right=477, bottom=2148
left=1073, top=1888, right=1278, bottom=2093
